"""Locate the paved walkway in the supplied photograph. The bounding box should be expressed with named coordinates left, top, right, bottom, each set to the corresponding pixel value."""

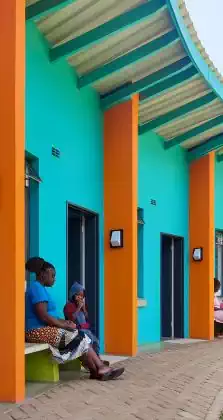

left=3, top=340, right=223, bottom=420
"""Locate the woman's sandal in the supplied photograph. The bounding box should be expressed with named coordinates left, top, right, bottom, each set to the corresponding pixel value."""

left=90, top=367, right=124, bottom=381
left=84, top=360, right=110, bottom=374
left=101, top=367, right=124, bottom=381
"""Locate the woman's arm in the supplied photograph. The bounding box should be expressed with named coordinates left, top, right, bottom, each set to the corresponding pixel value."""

left=35, top=302, right=76, bottom=331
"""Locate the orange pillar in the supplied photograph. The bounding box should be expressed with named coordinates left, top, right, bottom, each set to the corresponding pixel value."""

left=189, top=152, right=214, bottom=339
left=0, top=0, right=25, bottom=402
left=104, top=95, right=138, bottom=356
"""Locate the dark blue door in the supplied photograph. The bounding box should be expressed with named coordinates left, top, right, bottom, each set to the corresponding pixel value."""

left=67, top=205, right=99, bottom=338
left=161, top=235, right=172, bottom=338
left=161, top=234, right=184, bottom=339
left=174, top=238, right=184, bottom=338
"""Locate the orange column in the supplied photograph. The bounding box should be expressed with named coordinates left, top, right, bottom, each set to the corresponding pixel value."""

left=189, top=152, right=214, bottom=339
left=104, top=95, right=138, bottom=356
left=0, top=0, right=25, bottom=402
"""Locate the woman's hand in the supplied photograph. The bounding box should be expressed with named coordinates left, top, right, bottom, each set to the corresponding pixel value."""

left=66, top=320, right=76, bottom=329
left=77, top=301, right=84, bottom=311
left=61, top=320, right=76, bottom=331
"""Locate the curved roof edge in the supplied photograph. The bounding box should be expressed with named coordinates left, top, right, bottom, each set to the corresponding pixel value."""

left=178, top=0, right=223, bottom=83
left=166, top=0, right=223, bottom=101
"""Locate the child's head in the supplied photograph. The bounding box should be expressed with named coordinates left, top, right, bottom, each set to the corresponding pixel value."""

left=69, top=282, right=85, bottom=302
left=214, top=278, right=221, bottom=293
left=74, top=290, right=84, bottom=303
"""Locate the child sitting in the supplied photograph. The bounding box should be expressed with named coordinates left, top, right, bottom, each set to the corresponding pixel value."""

left=64, top=282, right=108, bottom=364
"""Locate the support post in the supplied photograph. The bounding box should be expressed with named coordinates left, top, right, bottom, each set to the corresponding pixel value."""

left=189, top=153, right=214, bottom=339
left=0, top=0, right=25, bottom=402
left=104, top=96, right=138, bottom=356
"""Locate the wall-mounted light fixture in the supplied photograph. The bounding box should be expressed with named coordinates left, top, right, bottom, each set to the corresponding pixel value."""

left=110, top=229, right=123, bottom=248
left=192, top=247, right=203, bottom=262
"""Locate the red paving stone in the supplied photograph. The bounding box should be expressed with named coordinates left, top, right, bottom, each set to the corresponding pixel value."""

left=3, top=340, right=223, bottom=420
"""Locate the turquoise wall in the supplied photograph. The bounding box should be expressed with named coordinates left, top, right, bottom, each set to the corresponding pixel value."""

left=138, top=132, right=189, bottom=344
left=215, top=161, right=223, bottom=230
left=26, top=22, right=104, bottom=349
left=26, top=21, right=192, bottom=351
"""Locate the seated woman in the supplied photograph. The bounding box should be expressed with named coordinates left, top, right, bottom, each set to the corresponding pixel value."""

left=25, top=257, right=124, bottom=381
left=214, top=278, right=223, bottom=336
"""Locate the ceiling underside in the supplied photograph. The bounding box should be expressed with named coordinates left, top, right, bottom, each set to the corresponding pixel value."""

left=26, top=0, right=223, bottom=154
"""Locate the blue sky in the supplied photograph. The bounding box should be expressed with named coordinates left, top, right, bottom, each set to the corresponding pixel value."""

left=185, top=0, right=223, bottom=75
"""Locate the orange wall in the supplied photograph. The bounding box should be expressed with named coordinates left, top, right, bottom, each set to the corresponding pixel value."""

left=0, top=0, right=25, bottom=402
left=189, top=153, right=214, bottom=339
left=104, top=96, right=138, bottom=356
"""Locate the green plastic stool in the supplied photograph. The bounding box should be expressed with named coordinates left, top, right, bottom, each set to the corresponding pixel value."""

left=26, top=350, right=59, bottom=382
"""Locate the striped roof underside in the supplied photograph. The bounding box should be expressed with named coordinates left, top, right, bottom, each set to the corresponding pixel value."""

left=26, top=0, right=223, bottom=152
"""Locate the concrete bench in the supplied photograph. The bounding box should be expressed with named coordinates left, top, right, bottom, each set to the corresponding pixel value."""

left=25, top=343, right=81, bottom=383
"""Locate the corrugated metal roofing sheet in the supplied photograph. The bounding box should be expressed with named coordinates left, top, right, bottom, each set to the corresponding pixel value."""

left=139, top=77, right=210, bottom=124
left=182, top=125, right=223, bottom=149
left=93, top=40, right=184, bottom=95
left=158, top=99, right=223, bottom=140
left=67, top=7, right=172, bottom=78
left=38, top=0, right=146, bottom=46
